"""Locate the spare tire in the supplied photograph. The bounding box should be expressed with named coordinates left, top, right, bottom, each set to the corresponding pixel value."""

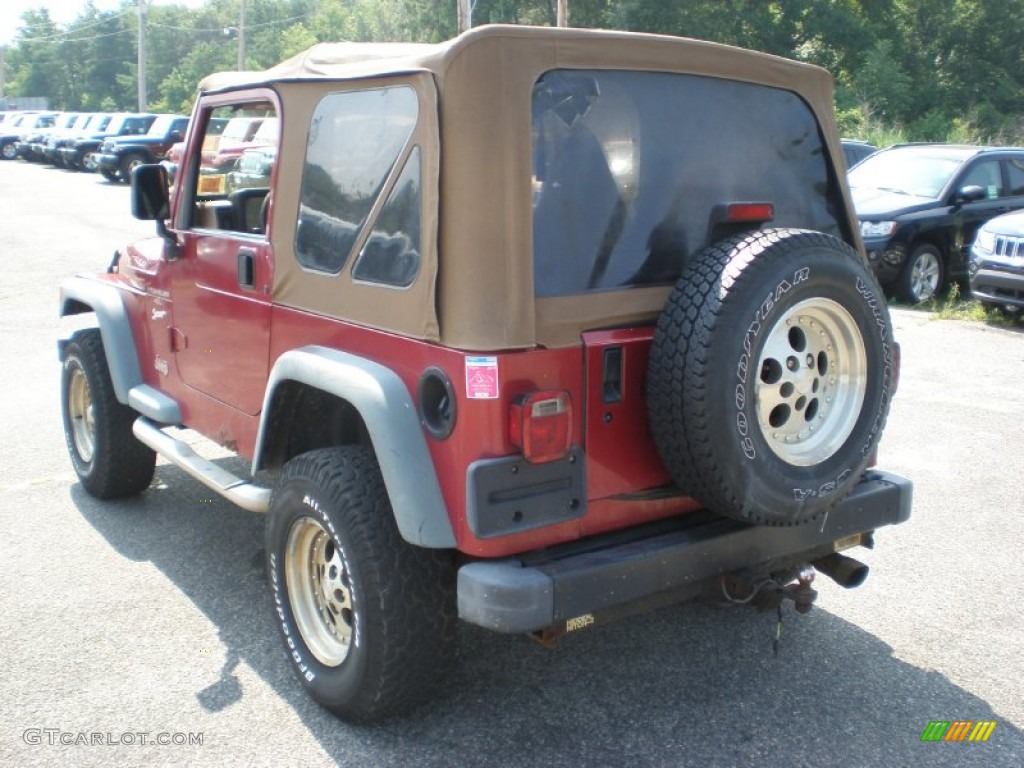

left=647, top=229, right=895, bottom=525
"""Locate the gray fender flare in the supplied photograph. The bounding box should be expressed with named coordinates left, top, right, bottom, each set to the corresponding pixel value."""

left=254, top=346, right=457, bottom=549
left=59, top=276, right=142, bottom=405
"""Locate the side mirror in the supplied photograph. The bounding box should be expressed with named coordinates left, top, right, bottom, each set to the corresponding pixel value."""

left=131, top=164, right=179, bottom=256
left=132, top=163, right=170, bottom=220
left=168, top=130, right=184, bottom=143
left=955, top=185, right=986, bottom=204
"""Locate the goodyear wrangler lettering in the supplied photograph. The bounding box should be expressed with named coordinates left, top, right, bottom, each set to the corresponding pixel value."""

left=736, top=267, right=811, bottom=459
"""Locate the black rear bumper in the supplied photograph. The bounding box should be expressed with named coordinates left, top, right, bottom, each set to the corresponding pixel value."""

left=457, top=470, right=912, bottom=633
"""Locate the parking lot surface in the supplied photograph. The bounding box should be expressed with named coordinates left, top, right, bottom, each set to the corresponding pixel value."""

left=0, top=161, right=1021, bottom=766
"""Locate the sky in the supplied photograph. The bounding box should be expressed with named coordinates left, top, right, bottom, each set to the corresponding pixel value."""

left=1, top=1, right=208, bottom=47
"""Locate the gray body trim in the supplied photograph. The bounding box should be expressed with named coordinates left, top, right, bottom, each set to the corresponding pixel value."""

left=466, top=449, right=586, bottom=539
left=254, top=346, right=456, bottom=548
left=59, top=277, right=141, bottom=404
left=59, top=277, right=182, bottom=424
left=128, top=384, right=182, bottom=424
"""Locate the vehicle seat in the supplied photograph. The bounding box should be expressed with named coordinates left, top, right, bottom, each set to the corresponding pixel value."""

left=229, top=188, right=270, bottom=234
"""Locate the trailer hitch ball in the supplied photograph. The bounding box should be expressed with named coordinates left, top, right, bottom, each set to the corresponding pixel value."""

left=786, top=566, right=817, bottom=614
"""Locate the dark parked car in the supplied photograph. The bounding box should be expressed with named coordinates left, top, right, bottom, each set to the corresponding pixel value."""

left=850, top=144, right=1024, bottom=303
left=0, top=112, right=57, bottom=160
left=225, top=144, right=276, bottom=193
left=969, top=209, right=1024, bottom=310
left=58, top=113, right=157, bottom=171
left=841, top=138, right=877, bottom=168
left=18, top=112, right=83, bottom=162
left=95, top=114, right=188, bottom=183
left=47, top=113, right=110, bottom=166
left=195, top=115, right=274, bottom=193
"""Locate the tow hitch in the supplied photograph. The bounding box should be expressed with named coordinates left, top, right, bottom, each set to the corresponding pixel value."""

left=719, top=565, right=819, bottom=614
left=719, top=566, right=821, bottom=656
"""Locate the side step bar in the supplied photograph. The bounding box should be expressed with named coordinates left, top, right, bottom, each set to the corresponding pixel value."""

left=132, top=417, right=271, bottom=513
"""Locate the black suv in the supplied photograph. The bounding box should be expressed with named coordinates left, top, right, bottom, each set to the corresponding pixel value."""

left=841, top=138, right=876, bottom=168
left=850, top=144, right=1024, bottom=303
left=58, top=113, right=157, bottom=172
left=96, top=114, right=188, bottom=183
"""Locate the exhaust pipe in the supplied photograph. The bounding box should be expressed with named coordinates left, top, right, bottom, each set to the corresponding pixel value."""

left=813, top=553, right=869, bottom=589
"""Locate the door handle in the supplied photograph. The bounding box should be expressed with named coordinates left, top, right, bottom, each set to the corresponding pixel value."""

left=237, top=248, right=257, bottom=289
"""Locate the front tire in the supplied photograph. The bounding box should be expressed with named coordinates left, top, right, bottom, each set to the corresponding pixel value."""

left=898, top=243, right=944, bottom=303
left=647, top=229, right=896, bottom=525
left=60, top=329, right=156, bottom=498
left=266, top=446, right=456, bottom=722
left=119, top=154, right=145, bottom=183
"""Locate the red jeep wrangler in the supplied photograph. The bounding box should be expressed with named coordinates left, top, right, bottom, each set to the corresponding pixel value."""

left=59, top=25, right=911, bottom=722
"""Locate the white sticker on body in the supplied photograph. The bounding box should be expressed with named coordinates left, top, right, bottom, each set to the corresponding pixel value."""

left=465, top=356, right=499, bottom=399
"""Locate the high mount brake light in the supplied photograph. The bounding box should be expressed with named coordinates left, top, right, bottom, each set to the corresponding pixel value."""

left=509, top=390, right=572, bottom=464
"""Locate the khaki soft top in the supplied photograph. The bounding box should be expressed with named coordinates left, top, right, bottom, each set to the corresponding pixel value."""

left=197, top=25, right=854, bottom=351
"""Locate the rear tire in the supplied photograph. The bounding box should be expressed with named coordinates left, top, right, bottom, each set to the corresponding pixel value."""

left=266, top=446, right=456, bottom=722
left=60, top=329, right=156, bottom=498
left=647, top=229, right=895, bottom=525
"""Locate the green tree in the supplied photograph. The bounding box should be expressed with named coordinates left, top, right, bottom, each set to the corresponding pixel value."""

left=2, top=0, right=1021, bottom=145
left=7, top=9, right=63, bottom=102
left=854, top=39, right=912, bottom=123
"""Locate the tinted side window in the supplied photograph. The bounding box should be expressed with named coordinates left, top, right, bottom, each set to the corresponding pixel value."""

left=124, top=116, right=156, bottom=135
left=960, top=159, right=1003, bottom=199
left=296, top=87, right=418, bottom=274
left=1006, top=158, right=1024, bottom=196
left=532, top=70, right=841, bottom=297
left=352, top=146, right=422, bottom=287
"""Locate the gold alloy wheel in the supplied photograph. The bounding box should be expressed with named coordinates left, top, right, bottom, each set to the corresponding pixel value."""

left=285, top=517, right=354, bottom=667
left=67, top=365, right=96, bottom=463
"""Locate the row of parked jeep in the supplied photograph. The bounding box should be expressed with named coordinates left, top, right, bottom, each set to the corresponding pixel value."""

left=0, top=110, right=187, bottom=182
left=0, top=109, right=278, bottom=192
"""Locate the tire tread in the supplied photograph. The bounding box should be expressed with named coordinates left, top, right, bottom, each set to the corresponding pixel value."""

left=647, top=229, right=892, bottom=525
left=269, top=446, right=456, bottom=722
left=61, top=328, right=156, bottom=499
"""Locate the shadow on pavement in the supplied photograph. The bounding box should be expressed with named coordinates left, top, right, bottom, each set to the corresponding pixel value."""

left=74, top=465, right=1022, bottom=768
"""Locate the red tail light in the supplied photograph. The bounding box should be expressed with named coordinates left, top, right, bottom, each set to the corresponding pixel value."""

left=509, top=390, right=572, bottom=464
left=725, top=202, right=774, bottom=223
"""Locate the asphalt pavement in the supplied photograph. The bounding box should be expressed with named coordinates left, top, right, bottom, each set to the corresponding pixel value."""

left=0, top=160, right=1021, bottom=767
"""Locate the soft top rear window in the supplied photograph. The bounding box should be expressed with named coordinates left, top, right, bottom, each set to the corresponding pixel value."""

left=532, top=70, right=841, bottom=297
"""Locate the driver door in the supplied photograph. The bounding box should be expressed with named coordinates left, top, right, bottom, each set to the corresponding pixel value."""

left=167, top=93, right=279, bottom=415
